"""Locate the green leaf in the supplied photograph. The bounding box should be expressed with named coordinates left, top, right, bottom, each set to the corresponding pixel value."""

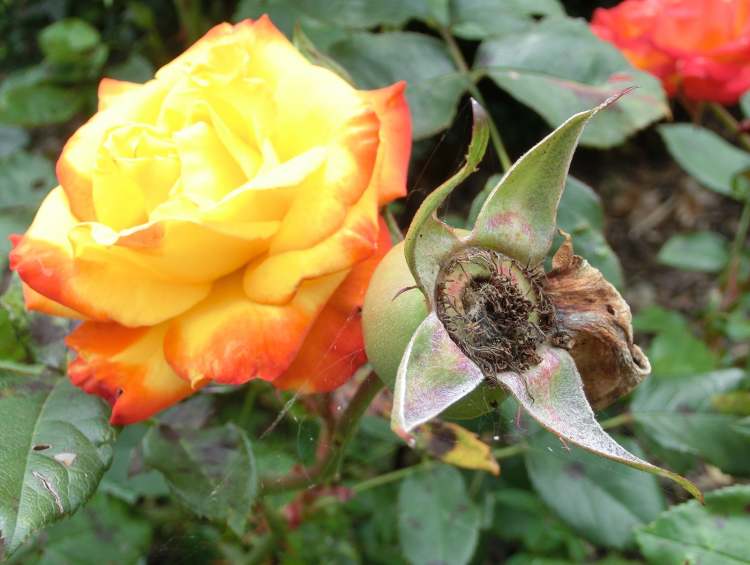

left=657, top=231, right=729, bottom=273
left=329, top=32, right=467, bottom=139
left=525, top=432, right=665, bottom=549
left=633, top=307, right=718, bottom=377
left=495, top=346, right=701, bottom=500
left=659, top=124, right=750, bottom=199
left=404, top=99, right=489, bottom=297
left=0, top=374, right=116, bottom=558
left=555, top=177, right=623, bottom=287
left=631, top=368, right=750, bottom=476
left=398, top=464, right=480, bottom=565
left=0, top=126, right=28, bottom=158
left=107, top=53, right=154, bottom=83
left=142, top=421, right=257, bottom=535
left=233, top=0, right=347, bottom=50
left=0, top=305, right=27, bottom=363
left=288, top=0, right=428, bottom=29
left=0, top=82, right=86, bottom=127
left=446, top=0, right=563, bottom=39
left=636, top=485, right=750, bottom=564
left=0, top=152, right=56, bottom=209
left=38, top=19, right=101, bottom=64
left=476, top=18, right=669, bottom=148
left=471, top=97, right=617, bottom=265
left=392, top=313, right=485, bottom=433
left=7, top=494, right=151, bottom=565
left=491, top=489, right=589, bottom=559
left=99, top=424, right=168, bottom=504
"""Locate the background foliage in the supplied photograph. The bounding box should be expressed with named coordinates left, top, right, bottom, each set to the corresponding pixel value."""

left=1, top=0, right=749, bottom=563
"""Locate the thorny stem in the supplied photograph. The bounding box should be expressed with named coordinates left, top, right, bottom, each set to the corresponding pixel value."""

left=435, top=24, right=512, bottom=171
left=259, top=372, right=384, bottom=494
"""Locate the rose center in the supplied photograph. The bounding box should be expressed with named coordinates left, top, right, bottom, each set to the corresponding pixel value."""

left=435, top=247, right=553, bottom=375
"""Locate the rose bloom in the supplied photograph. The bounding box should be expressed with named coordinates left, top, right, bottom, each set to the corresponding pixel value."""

left=9, top=16, right=411, bottom=424
left=591, top=0, right=750, bottom=104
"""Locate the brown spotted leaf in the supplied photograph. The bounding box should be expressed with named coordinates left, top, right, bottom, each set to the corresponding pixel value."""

left=0, top=374, right=115, bottom=558
left=415, top=421, right=499, bottom=475
left=545, top=233, right=650, bottom=409
left=494, top=346, right=701, bottom=500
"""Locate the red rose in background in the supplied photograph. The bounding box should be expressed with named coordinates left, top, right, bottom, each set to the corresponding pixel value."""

left=592, top=0, right=750, bottom=104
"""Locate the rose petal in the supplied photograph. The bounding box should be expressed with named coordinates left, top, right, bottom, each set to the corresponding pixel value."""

left=274, top=218, right=392, bottom=392
left=67, top=322, right=198, bottom=425
left=364, top=81, right=412, bottom=205
left=164, top=269, right=347, bottom=386
left=9, top=188, right=212, bottom=325
left=544, top=233, right=650, bottom=410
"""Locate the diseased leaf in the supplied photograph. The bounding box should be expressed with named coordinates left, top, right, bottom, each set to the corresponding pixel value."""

left=392, top=313, right=485, bottom=434
left=525, top=432, right=665, bottom=549
left=0, top=374, right=116, bottom=558
left=404, top=99, right=489, bottom=297
left=415, top=421, right=499, bottom=475
left=475, top=18, right=668, bottom=148
left=636, top=485, right=750, bottom=564
left=141, top=420, right=257, bottom=535
left=6, top=494, right=151, bottom=565
left=329, top=32, right=467, bottom=139
left=631, top=368, right=750, bottom=476
left=398, top=465, right=480, bottom=565
left=471, top=95, right=622, bottom=265
left=494, top=346, right=701, bottom=500
left=657, top=231, right=730, bottom=273
left=659, top=124, right=750, bottom=199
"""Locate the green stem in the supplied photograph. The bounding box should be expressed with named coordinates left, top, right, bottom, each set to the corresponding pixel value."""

left=0, top=360, right=47, bottom=376
left=707, top=103, right=750, bottom=152
left=492, top=442, right=528, bottom=459
left=724, top=192, right=750, bottom=308
left=599, top=412, right=635, bottom=429
left=259, top=372, right=384, bottom=494
left=436, top=25, right=512, bottom=171
left=352, top=461, right=431, bottom=494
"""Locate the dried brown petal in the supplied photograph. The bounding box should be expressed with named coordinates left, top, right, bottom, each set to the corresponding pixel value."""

left=544, top=233, right=650, bottom=409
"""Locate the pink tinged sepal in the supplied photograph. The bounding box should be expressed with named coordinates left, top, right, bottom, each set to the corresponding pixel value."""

left=392, top=312, right=484, bottom=434
left=495, top=345, right=702, bottom=501
left=469, top=89, right=634, bottom=267
left=404, top=100, right=490, bottom=301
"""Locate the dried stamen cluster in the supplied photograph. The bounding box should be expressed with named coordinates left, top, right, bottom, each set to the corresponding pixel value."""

left=435, top=248, right=554, bottom=375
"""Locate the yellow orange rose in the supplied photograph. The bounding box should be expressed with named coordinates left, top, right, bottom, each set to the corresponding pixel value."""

left=9, top=16, right=411, bottom=424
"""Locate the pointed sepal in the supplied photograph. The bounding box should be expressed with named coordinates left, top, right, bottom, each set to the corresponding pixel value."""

left=404, top=100, right=490, bottom=300
left=392, top=312, right=485, bottom=434
left=495, top=345, right=702, bottom=501
left=470, top=90, right=630, bottom=266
